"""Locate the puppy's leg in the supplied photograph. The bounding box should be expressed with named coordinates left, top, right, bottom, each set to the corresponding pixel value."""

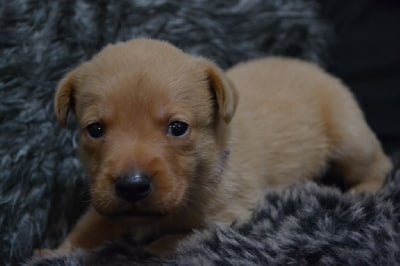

left=326, top=88, right=392, bottom=192
left=146, top=233, right=190, bottom=257
left=36, top=206, right=124, bottom=257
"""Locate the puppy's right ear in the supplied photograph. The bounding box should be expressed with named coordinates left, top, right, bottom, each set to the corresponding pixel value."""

left=54, top=70, right=76, bottom=127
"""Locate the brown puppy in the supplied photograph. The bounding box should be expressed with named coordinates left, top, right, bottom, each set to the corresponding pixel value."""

left=48, top=38, right=392, bottom=256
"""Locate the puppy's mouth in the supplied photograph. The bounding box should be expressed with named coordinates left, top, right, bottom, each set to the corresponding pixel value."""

left=113, top=209, right=167, bottom=218
left=93, top=204, right=168, bottom=220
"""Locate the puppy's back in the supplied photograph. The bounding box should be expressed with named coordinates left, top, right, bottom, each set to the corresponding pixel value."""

left=225, top=57, right=391, bottom=190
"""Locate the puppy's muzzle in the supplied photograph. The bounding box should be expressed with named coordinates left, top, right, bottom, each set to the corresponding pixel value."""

left=115, top=172, right=152, bottom=203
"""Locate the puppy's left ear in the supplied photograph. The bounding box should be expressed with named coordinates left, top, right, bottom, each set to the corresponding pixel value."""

left=202, top=60, right=238, bottom=123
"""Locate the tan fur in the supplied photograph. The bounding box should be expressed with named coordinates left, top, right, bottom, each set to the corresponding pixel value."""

left=40, top=38, right=392, bottom=256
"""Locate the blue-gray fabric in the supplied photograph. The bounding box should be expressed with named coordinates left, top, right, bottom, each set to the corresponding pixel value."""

left=5, top=1, right=398, bottom=265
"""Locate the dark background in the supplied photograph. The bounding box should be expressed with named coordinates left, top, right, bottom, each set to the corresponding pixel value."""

left=322, top=0, right=400, bottom=153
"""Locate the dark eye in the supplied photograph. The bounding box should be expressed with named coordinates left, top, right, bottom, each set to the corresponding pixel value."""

left=167, top=121, right=189, bottom=137
left=86, top=122, right=105, bottom=139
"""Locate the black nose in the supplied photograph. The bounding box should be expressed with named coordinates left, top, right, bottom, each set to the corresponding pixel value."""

left=115, top=172, right=152, bottom=203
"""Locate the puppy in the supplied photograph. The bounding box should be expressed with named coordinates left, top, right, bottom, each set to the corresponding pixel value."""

left=44, top=38, right=392, bottom=256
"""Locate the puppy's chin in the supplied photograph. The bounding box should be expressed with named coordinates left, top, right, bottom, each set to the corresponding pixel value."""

left=96, top=206, right=167, bottom=224
left=91, top=206, right=165, bottom=226
left=91, top=194, right=184, bottom=222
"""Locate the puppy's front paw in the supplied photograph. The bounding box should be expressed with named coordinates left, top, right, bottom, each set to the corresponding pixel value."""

left=33, top=246, right=73, bottom=258
left=34, top=248, right=55, bottom=257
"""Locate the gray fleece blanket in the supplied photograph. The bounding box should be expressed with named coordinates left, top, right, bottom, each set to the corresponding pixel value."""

left=2, top=1, right=399, bottom=265
left=28, top=167, right=400, bottom=265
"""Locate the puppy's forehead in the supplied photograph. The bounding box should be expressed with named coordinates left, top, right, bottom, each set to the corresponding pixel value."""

left=74, top=39, right=211, bottom=119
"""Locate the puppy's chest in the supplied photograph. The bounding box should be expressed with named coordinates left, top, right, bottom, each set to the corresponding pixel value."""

left=206, top=173, right=268, bottom=224
left=123, top=214, right=204, bottom=243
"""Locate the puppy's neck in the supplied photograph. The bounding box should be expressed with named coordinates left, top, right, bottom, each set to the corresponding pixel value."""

left=215, top=149, right=230, bottom=182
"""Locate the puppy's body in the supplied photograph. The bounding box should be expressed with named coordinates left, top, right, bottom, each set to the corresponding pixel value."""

left=205, top=57, right=392, bottom=224
left=43, top=39, right=391, bottom=256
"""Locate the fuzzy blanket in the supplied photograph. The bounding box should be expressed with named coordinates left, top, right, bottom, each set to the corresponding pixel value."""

left=2, top=1, right=398, bottom=265
left=28, top=165, right=400, bottom=265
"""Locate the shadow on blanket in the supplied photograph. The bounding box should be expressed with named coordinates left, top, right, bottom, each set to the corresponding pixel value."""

left=28, top=158, right=400, bottom=265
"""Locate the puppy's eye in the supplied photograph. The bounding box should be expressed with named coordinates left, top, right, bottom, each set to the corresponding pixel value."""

left=167, top=121, right=189, bottom=137
left=86, top=122, right=105, bottom=139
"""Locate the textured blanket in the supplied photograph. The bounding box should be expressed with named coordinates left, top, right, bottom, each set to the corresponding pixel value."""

left=2, top=1, right=398, bottom=265
left=28, top=165, right=400, bottom=265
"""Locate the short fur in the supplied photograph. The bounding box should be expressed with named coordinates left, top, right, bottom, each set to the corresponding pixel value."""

left=38, top=38, right=392, bottom=256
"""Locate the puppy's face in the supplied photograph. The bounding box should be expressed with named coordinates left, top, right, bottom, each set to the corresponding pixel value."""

left=55, top=39, right=237, bottom=220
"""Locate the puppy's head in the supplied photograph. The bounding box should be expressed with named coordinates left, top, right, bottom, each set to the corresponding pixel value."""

left=55, top=39, right=238, bottom=220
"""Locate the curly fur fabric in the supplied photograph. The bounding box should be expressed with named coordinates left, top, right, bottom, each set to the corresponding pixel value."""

left=1, top=0, right=344, bottom=265
left=28, top=166, right=400, bottom=266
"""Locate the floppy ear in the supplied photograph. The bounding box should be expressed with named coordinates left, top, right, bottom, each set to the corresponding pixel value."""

left=203, top=60, right=238, bottom=123
left=54, top=70, right=76, bottom=127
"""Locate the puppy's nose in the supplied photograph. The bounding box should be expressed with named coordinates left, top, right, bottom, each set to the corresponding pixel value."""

left=115, top=172, right=152, bottom=203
